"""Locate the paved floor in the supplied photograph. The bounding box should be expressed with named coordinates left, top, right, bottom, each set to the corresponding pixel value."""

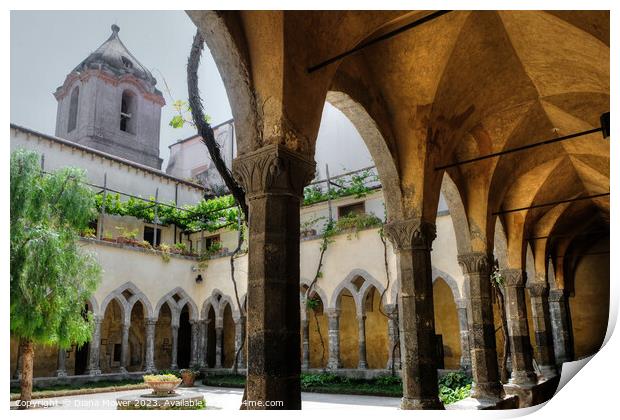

left=11, top=385, right=402, bottom=410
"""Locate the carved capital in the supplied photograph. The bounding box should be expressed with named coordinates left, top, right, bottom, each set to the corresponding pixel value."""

left=232, top=144, right=315, bottom=200
left=527, top=282, right=549, bottom=297
left=548, top=288, right=567, bottom=302
left=457, top=252, right=492, bottom=275
left=383, top=218, right=436, bottom=251
left=502, top=269, right=525, bottom=287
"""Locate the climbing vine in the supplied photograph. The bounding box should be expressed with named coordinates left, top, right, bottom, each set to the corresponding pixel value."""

left=303, top=169, right=378, bottom=206
left=491, top=259, right=510, bottom=382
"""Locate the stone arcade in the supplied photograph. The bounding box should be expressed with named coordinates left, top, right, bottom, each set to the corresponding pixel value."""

left=10, top=11, right=610, bottom=411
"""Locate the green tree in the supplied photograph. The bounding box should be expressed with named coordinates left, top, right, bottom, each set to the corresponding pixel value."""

left=10, top=149, right=101, bottom=408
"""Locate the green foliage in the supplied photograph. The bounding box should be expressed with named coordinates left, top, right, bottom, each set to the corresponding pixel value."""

left=10, top=149, right=101, bottom=348
left=95, top=193, right=240, bottom=233
left=438, top=371, right=472, bottom=404
left=168, top=99, right=211, bottom=129
left=143, top=374, right=179, bottom=382
left=306, top=297, right=320, bottom=310
left=300, top=373, right=345, bottom=387
left=303, top=169, right=378, bottom=206
left=157, top=369, right=182, bottom=378
left=491, top=260, right=504, bottom=286
left=375, top=375, right=402, bottom=386
left=335, top=212, right=383, bottom=237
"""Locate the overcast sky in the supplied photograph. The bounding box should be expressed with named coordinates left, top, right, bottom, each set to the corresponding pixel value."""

left=10, top=10, right=373, bottom=175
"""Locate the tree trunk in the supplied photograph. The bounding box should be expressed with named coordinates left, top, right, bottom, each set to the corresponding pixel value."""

left=19, top=339, right=34, bottom=409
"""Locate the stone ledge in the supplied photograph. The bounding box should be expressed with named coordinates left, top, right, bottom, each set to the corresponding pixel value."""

left=503, top=375, right=560, bottom=408
left=446, top=395, right=519, bottom=410
left=10, top=371, right=146, bottom=389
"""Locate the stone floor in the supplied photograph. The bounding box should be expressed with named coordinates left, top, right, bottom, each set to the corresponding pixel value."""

left=10, top=385, right=402, bottom=410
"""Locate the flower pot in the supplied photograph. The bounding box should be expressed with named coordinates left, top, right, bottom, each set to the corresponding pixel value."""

left=144, top=378, right=182, bottom=396
left=180, top=371, right=196, bottom=387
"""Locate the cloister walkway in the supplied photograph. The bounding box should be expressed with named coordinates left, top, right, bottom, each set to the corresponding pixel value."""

left=9, top=385, right=401, bottom=410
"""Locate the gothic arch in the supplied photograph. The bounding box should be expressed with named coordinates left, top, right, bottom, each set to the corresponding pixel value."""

left=99, top=282, right=153, bottom=323
left=154, top=287, right=198, bottom=326
left=440, top=173, right=473, bottom=255
left=300, top=278, right=329, bottom=313
left=431, top=267, right=462, bottom=304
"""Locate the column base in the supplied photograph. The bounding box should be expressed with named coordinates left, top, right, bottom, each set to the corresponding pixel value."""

left=400, top=397, right=444, bottom=410
left=538, top=365, right=558, bottom=380
left=55, top=370, right=68, bottom=377
left=86, top=369, right=101, bottom=376
left=144, top=365, right=157, bottom=374
left=470, top=381, right=504, bottom=400
left=358, top=362, right=367, bottom=369
left=508, top=371, right=537, bottom=386
left=118, top=367, right=128, bottom=374
left=327, top=361, right=342, bottom=370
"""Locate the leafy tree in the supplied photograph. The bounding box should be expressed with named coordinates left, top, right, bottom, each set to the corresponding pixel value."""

left=10, top=149, right=101, bottom=408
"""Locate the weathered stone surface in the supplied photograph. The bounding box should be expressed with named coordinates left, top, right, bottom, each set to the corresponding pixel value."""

left=457, top=252, right=502, bottom=400
left=548, top=288, right=574, bottom=365
left=144, top=319, right=156, bottom=373
left=233, top=144, right=315, bottom=409
left=86, top=317, right=103, bottom=375
left=501, top=269, right=536, bottom=386
left=384, top=218, right=443, bottom=410
left=326, top=309, right=342, bottom=370
left=357, top=315, right=368, bottom=369
left=527, top=282, right=557, bottom=378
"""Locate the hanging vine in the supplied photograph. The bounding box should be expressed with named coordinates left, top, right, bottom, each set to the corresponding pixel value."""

left=491, top=259, right=510, bottom=382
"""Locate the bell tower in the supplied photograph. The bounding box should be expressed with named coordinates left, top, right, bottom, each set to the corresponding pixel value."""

left=54, top=24, right=165, bottom=169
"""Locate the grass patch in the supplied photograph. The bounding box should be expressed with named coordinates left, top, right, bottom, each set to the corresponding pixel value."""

left=10, top=379, right=146, bottom=401
left=202, top=371, right=472, bottom=403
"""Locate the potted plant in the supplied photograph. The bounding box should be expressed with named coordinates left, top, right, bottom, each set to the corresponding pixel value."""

left=143, top=374, right=182, bottom=396
left=179, top=368, right=200, bottom=387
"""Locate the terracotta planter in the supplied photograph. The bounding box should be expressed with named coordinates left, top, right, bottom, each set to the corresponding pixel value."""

left=144, top=378, right=182, bottom=396
left=180, top=371, right=196, bottom=387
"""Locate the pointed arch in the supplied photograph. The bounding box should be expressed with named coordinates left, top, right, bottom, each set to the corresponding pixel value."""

left=154, top=287, right=198, bottom=325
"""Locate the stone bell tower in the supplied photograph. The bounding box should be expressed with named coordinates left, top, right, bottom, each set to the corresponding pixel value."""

left=54, top=24, right=165, bottom=169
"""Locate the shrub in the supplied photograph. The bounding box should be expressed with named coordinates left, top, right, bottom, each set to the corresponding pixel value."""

left=375, top=375, right=402, bottom=386
left=143, top=374, right=179, bottom=382
left=157, top=369, right=181, bottom=378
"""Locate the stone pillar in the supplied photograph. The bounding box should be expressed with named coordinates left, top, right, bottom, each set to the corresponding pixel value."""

left=455, top=299, right=472, bottom=372
left=528, top=283, right=557, bottom=379
left=215, top=324, right=223, bottom=368
left=384, top=219, right=443, bottom=409
left=119, top=322, right=129, bottom=373
left=144, top=318, right=156, bottom=373
left=502, top=269, right=537, bottom=386
left=457, top=252, right=502, bottom=400
left=301, top=319, right=310, bottom=370
left=326, top=309, right=342, bottom=370
left=357, top=314, right=368, bottom=369
left=385, top=304, right=401, bottom=370
left=56, top=348, right=68, bottom=377
left=190, top=320, right=200, bottom=367
left=170, top=324, right=179, bottom=370
left=232, top=144, right=315, bottom=409
left=201, top=320, right=209, bottom=367
left=86, top=317, right=102, bottom=375
left=549, top=288, right=573, bottom=365
left=234, top=316, right=246, bottom=370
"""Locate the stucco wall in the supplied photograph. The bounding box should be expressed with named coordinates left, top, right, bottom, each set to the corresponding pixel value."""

left=433, top=278, right=461, bottom=369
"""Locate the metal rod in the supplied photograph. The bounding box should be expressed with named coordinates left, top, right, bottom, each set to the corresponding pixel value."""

left=98, top=173, right=107, bottom=240
left=493, top=193, right=609, bottom=215
left=308, top=165, right=376, bottom=186
left=307, top=10, right=452, bottom=73
left=435, top=127, right=603, bottom=171
left=527, top=230, right=608, bottom=241
left=153, top=188, right=159, bottom=247
left=326, top=164, right=333, bottom=222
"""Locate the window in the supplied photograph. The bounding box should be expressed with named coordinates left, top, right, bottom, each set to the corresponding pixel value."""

left=338, top=202, right=365, bottom=219
left=120, top=90, right=136, bottom=134
left=143, top=226, right=162, bottom=247
left=203, top=235, right=221, bottom=252
left=68, top=87, right=79, bottom=132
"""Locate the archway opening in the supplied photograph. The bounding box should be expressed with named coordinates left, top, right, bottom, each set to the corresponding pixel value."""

left=128, top=301, right=145, bottom=371
left=100, top=299, right=123, bottom=373
left=206, top=306, right=217, bottom=368
left=362, top=285, right=388, bottom=369
left=433, top=277, right=461, bottom=370
left=336, top=288, right=359, bottom=369
left=222, top=303, right=235, bottom=368
left=155, top=302, right=173, bottom=370
left=74, top=302, right=92, bottom=375
left=177, top=304, right=192, bottom=369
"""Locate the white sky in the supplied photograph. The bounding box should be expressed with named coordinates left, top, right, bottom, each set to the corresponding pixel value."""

left=10, top=10, right=373, bottom=176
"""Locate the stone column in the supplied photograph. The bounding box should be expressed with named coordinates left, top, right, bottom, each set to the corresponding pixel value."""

left=549, top=288, right=573, bottom=365
left=502, top=269, right=537, bottom=386
left=56, top=348, right=68, bottom=377
left=385, top=304, right=401, bottom=370
left=190, top=320, right=200, bottom=367
left=357, top=314, right=368, bottom=369
left=86, top=317, right=102, bottom=375
left=215, top=324, right=223, bottom=368
left=455, top=299, right=471, bottom=372
left=234, top=316, right=246, bottom=370
left=144, top=318, right=156, bottom=373
left=301, top=319, right=310, bottom=370
left=119, top=322, right=129, bottom=373
left=457, top=252, right=502, bottom=400
left=170, top=324, right=179, bottom=370
left=384, top=219, right=443, bottom=409
left=326, top=309, right=342, bottom=370
left=232, top=144, right=315, bottom=409
left=528, top=283, right=557, bottom=379
left=201, top=320, right=209, bottom=367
